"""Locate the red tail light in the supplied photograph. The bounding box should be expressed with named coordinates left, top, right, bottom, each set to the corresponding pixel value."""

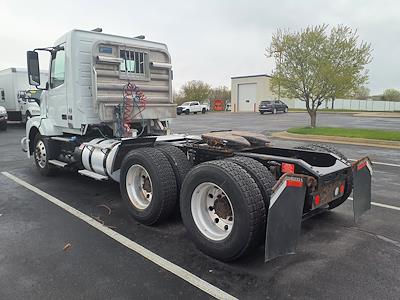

left=339, top=183, right=345, bottom=194
left=314, top=194, right=321, bottom=206
left=281, top=163, right=295, bottom=174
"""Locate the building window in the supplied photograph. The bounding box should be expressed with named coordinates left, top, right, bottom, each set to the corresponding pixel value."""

left=0, top=90, right=4, bottom=101
left=50, top=49, right=65, bottom=89
left=120, top=49, right=147, bottom=76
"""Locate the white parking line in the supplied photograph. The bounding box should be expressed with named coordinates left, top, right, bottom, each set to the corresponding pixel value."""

left=349, top=159, right=400, bottom=168
left=1, top=171, right=237, bottom=300
left=348, top=197, right=400, bottom=212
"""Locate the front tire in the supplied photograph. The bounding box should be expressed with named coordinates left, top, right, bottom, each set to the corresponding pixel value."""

left=120, top=148, right=177, bottom=225
left=202, top=108, right=206, bottom=114
left=185, top=110, right=190, bottom=115
left=180, top=160, right=266, bottom=261
left=0, top=121, right=6, bottom=131
left=33, top=134, right=56, bottom=176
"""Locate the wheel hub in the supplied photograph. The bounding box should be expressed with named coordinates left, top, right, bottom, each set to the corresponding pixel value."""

left=213, top=196, right=232, bottom=219
left=35, top=140, right=47, bottom=169
left=126, top=164, right=153, bottom=210
left=191, top=182, right=234, bottom=241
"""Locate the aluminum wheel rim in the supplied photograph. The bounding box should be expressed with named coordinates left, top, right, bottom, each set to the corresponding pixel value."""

left=191, top=182, right=234, bottom=241
left=126, top=164, right=153, bottom=210
left=35, top=140, right=47, bottom=168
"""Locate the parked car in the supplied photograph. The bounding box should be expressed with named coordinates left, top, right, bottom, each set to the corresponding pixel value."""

left=0, top=105, right=7, bottom=131
left=177, top=101, right=208, bottom=115
left=259, top=100, right=288, bottom=114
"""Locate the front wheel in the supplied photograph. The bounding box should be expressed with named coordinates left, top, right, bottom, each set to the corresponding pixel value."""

left=0, top=121, right=6, bottom=131
left=202, top=108, right=206, bottom=114
left=180, top=160, right=266, bottom=261
left=185, top=110, right=190, bottom=115
left=34, top=134, right=56, bottom=176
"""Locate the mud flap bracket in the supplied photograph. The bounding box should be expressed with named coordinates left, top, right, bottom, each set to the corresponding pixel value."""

left=265, top=174, right=307, bottom=262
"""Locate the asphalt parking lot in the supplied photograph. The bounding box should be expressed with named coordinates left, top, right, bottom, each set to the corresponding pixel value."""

left=1, top=112, right=400, bottom=299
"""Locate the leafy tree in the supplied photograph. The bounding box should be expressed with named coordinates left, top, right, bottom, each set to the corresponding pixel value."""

left=353, top=86, right=370, bottom=100
left=382, top=89, right=400, bottom=101
left=268, top=25, right=372, bottom=127
left=175, top=80, right=211, bottom=105
left=209, top=86, right=231, bottom=101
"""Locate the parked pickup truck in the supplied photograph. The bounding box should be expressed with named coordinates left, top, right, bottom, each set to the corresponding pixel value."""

left=177, top=101, right=208, bottom=115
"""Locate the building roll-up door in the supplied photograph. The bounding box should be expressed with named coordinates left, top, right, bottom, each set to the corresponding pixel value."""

left=238, top=83, right=256, bottom=112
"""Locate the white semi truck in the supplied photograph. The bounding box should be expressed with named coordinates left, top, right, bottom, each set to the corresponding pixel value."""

left=22, top=29, right=372, bottom=262
left=0, top=68, right=47, bottom=122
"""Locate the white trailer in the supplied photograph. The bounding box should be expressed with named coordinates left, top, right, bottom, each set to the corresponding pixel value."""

left=22, top=29, right=372, bottom=262
left=0, top=68, right=47, bottom=122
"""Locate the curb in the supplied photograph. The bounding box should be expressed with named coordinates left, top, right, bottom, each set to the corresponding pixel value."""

left=271, top=131, right=400, bottom=149
left=353, top=113, right=400, bottom=118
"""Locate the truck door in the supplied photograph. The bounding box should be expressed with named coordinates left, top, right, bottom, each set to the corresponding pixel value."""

left=47, top=48, right=68, bottom=127
left=190, top=102, right=198, bottom=112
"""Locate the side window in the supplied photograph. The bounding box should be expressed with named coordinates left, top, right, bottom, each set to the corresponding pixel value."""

left=0, top=89, right=4, bottom=101
left=50, top=49, right=65, bottom=89
left=274, top=101, right=280, bottom=104
left=190, top=103, right=196, bottom=106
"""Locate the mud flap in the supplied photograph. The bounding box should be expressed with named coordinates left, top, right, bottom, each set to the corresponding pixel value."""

left=352, top=157, right=372, bottom=222
left=265, top=174, right=307, bottom=262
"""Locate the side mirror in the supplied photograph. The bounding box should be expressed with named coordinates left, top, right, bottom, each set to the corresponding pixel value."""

left=27, top=51, right=41, bottom=86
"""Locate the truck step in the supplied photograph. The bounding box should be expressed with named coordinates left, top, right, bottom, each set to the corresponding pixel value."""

left=49, top=160, right=68, bottom=168
left=50, top=136, right=73, bottom=142
left=78, top=169, right=108, bottom=181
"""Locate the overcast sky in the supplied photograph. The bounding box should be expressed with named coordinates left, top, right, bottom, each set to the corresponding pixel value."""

left=1, top=0, right=399, bottom=94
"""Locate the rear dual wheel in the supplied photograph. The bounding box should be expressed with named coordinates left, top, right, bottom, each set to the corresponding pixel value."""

left=120, top=148, right=177, bottom=225
left=180, top=159, right=267, bottom=261
left=120, top=146, right=191, bottom=225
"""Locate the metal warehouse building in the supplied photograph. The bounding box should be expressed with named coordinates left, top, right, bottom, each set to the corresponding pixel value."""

left=231, top=74, right=275, bottom=112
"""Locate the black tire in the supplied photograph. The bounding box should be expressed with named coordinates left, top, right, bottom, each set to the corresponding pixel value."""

left=177, top=112, right=182, bottom=115
left=157, top=145, right=192, bottom=197
left=194, top=112, right=197, bottom=114
left=120, top=147, right=177, bottom=225
left=202, top=108, right=206, bottom=114
left=180, top=160, right=266, bottom=261
left=33, top=134, right=56, bottom=176
left=260, top=111, right=264, bottom=115
left=185, top=110, right=190, bottom=115
left=294, top=143, right=352, bottom=209
left=0, top=121, right=6, bottom=131
left=227, top=156, right=276, bottom=208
